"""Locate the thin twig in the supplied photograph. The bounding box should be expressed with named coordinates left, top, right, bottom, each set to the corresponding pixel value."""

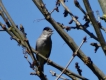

left=96, top=10, right=101, bottom=23
left=0, top=0, right=25, bottom=41
left=59, top=0, right=98, bottom=41
left=33, top=0, right=105, bottom=79
left=32, top=45, right=88, bottom=80
left=50, top=7, right=57, bottom=14
left=83, top=0, right=106, bottom=55
left=55, top=37, right=86, bottom=80
left=33, top=18, right=45, bottom=22
left=0, top=22, right=20, bottom=43
left=0, top=29, right=5, bottom=31
left=50, top=70, right=69, bottom=80
left=24, top=39, right=36, bottom=61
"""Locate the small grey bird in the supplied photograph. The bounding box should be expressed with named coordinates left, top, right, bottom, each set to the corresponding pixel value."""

left=35, top=27, right=53, bottom=72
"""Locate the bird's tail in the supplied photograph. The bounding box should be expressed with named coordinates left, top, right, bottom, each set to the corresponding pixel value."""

left=39, top=65, right=48, bottom=80
left=40, top=65, right=44, bottom=72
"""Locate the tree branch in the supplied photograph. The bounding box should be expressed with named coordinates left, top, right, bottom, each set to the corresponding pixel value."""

left=83, top=0, right=106, bottom=56
left=32, top=0, right=106, bottom=79
left=98, top=0, right=106, bottom=14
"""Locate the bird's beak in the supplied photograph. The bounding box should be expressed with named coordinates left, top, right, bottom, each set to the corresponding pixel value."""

left=50, top=30, right=54, bottom=34
left=50, top=29, right=54, bottom=32
left=48, top=30, right=53, bottom=37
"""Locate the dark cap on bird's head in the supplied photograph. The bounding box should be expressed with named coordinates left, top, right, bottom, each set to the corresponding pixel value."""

left=43, top=27, right=53, bottom=32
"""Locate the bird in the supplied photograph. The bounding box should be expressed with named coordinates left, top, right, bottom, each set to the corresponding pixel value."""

left=35, top=27, right=53, bottom=72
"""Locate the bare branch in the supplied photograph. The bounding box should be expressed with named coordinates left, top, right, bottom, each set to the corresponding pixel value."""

left=83, top=0, right=106, bottom=55
left=0, top=29, right=5, bottom=31
left=59, top=0, right=98, bottom=41
left=32, top=0, right=106, bottom=79
left=50, top=70, right=69, bottom=80
left=55, top=37, right=86, bottom=80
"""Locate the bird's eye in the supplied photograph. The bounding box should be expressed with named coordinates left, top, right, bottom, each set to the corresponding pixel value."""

left=46, top=28, right=49, bottom=31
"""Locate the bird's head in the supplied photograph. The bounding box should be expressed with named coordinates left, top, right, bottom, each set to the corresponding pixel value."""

left=42, top=27, right=53, bottom=37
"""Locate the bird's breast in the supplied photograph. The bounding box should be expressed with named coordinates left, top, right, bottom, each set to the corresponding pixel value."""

left=36, top=37, right=52, bottom=55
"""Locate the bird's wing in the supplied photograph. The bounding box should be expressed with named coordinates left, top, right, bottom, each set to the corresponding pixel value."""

left=35, top=38, right=39, bottom=60
left=46, top=40, right=52, bottom=59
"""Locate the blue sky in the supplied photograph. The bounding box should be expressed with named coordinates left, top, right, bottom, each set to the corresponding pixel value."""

left=0, top=0, right=106, bottom=80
